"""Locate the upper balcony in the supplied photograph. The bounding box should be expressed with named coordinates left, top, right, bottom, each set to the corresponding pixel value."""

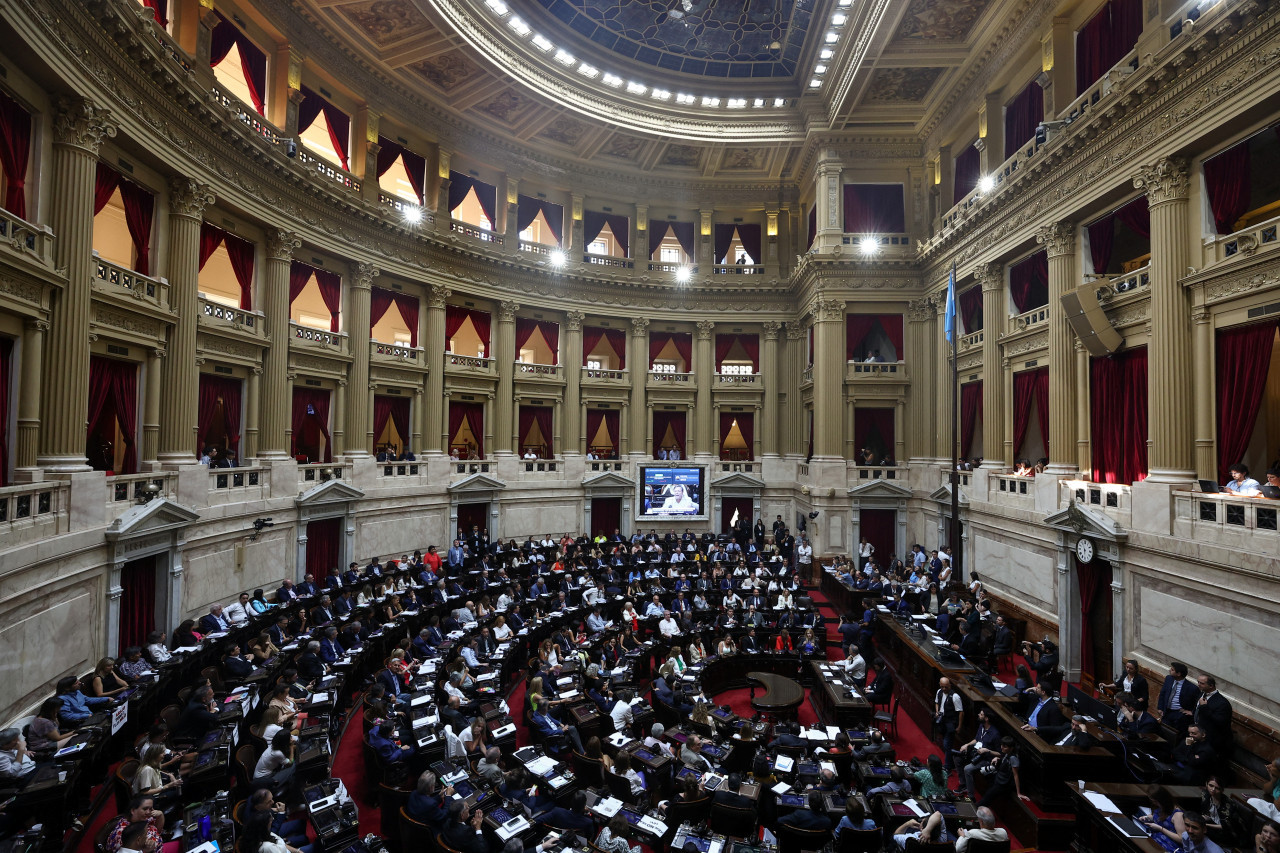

left=845, top=361, right=909, bottom=384
left=514, top=362, right=564, bottom=383
left=450, top=220, right=503, bottom=247
left=445, top=352, right=496, bottom=377
left=582, top=367, right=628, bottom=387
left=0, top=481, right=70, bottom=550
left=958, top=330, right=983, bottom=354
left=0, top=207, right=56, bottom=278
left=1174, top=490, right=1280, bottom=567
left=1008, top=305, right=1049, bottom=335
left=371, top=340, right=425, bottom=370
left=715, top=371, right=760, bottom=386
left=93, top=253, right=169, bottom=311
left=198, top=295, right=265, bottom=341
left=290, top=322, right=350, bottom=357
left=1203, top=210, right=1280, bottom=272
left=648, top=370, right=694, bottom=390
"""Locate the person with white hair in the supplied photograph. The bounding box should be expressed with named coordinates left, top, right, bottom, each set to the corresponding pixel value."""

left=955, top=806, right=1008, bottom=852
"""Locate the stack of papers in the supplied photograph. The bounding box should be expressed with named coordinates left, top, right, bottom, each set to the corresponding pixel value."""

left=525, top=755, right=558, bottom=776
left=495, top=815, right=530, bottom=841
left=902, top=799, right=929, bottom=818
left=1083, top=791, right=1123, bottom=813
left=774, top=755, right=795, bottom=773
left=593, top=797, right=623, bottom=818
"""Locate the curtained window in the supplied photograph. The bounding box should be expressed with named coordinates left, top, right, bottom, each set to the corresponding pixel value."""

left=711, top=223, right=764, bottom=265
left=448, top=171, right=498, bottom=230
left=648, top=332, right=693, bottom=371
left=444, top=305, right=491, bottom=357
left=842, top=184, right=906, bottom=233
left=448, top=401, right=485, bottom=458
left=305, top=517, right=342, bottom=578
left=291, top=387, right=332, bottom=463
left=1215, top=322, right=1278, bottom=482
left=94, top=163, right=155, bottom=276
left=0, top=90, right=32, bottom=220
left=584, top=211, right=630, bottom=258
left=0, top=338, right=10, bottom=486
left=1009, top=252, right=1049, bottom=313
left=376, top=136, right=427, bottom=206
left=719, top=412, right=754, bottom=460
left=648, top=220, right=695, bottom=261
left=959, top=286, right=983, bottom=333
left=1203, top=140, right=1251, bottom=235
left=586, top=409, right=620, bottom=457
left=961, top=381, right=982, bottom=459
left=714, top=334, right=759, bottom=373
left=87, top=356, right=139, bottom=474
left=583, top=326, right=626, bottom=369
left=1085, top=196, right=1150, bottom=275
left=288, top=261, right=342, bottom=333
left=1090, top=347, right=1148, bottom=484
left=197, top=374, right=242, bottom=457
left=1075, top=0, right=1143, bottom=95
left=1004, top=79, right=1044, bottom=160
left=518, top=405, right=555, bottom=457
left=954, top=144, right=981, bottom=206
left=846, top=315, right=904, bottom=361
left=517, top=195, right=564, bottom=247
left=298, top=86, right=350, bottom=171
left=198, top=223, right=255, bottom=309
left=652, top=410, right=687, bottom=458
left=370, top=286, right=420, bottom=347
left=1012, top=367, right=1050, bottom=461
left=373, top=394, right=411, bottom=454
left=854, top=408, right=895, bottom=462
left=210, top=13, right=267, bottom=115
left=515, top=318, right=560, bottom=365
left=118, top=556, right=156, bottom=656
left=807, top=205, right=817, bottom=249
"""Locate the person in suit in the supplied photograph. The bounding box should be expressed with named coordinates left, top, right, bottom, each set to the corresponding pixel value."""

left=1117, top=692, right=1160, bottom=739
left=376, top=660, right=410, bottom=705
left=530, top=694, right=585, bottom=753
left=1156, top=661, right=1199, bottom=734
left=991, top=615, right=1014, bottom=657
left=779, top=792, right=833, bottom=831
left=1022, top=638, right=1061, bottom=692
left=712, top=773, right=753, bottom=809
left=1194, top=674, right=1233, bottom=756
left=296, top=641, right=327, bottom=682
left=276, top=580, right=298, bottom=603
left=949, top=620, right=984, bottom=659
left=332, top=590, right=354, bottom=617
left=310, top=596, right=335, bottom=626
left=267, top=614, right=291, bottom=649
left=865, top=662, right=894, bottom=705
left=741, top=627, right=760, bottom=652
left=295, top=574, right=318, bottom=597
left=199, top=605, right=231, bottom=635
left=772, top=722, right=806, bottom=750
left=1021, top=682, right=1065, bottom=738
left=319, top=628, right=344, bottom=664
left=1038, top=715, right=1099, bottom=750
left=406, top=770, right=451, bottom=828
left=439, top=798, right=488, bottom=853
left=1168, top=725, right=1217, bottom=785
left=368, top=719, right=414, bottom=766
left=542, top=790, right=595, bottom=833
left=222, top=644, right=256, bottom=680
left=1100, top=659, right=1151, bottom=710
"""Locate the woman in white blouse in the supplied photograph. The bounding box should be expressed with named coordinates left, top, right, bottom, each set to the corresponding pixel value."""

left=492, top=615, right=512, bottom=640
left=687, top=636, right=707, bottom=664
left=776, top=590, right=795, bottom=609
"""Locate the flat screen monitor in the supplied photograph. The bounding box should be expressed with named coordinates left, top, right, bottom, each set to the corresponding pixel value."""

left=638, top=466, right=707, bottom=520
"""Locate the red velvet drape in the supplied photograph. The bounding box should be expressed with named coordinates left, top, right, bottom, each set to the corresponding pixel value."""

left=291, top=387, right=332, bottom=462
left=94, top=162, right=119, bottom=215
left=445, top=305, right=468, bottom=348
left=394, top=294, right=419, bottom=347
left=1204, top=141, right=1251, bottom=234
left=197, top=374, right=242, bottom=455
left=737, top=224, right=763, bottom=265
left=859, top=509, right=896, bottom=572
left=740, top=335, right=760, bottom=372
left=719, top=412, right=754, bottom=460
left=605, top=329, right=627, bottom=369
left=288, top=261, right=313, bottom=304
left=1010, top=252, right=1049, bottom=313
left=1076, top=0, right=1142, bottom=95
left=1090, top=348, right=1148, bottom=484
left=447, top=172, right=497, bottom=228
left=471, top=310, right=491, bottom=357
left=369, top=288, right=420, bottom=347
left=118, top=556, right=156, bottom=656
left=373, top=395, right=411, bottom=451
left=1216, top=322, right=1277, bottom=481
left=517, top=405, right=554, bottom=456
left=954, top=145, right=981, bottom=205
left=312, top=270, right=342, bottom=333
left=854, top=408, right=895, bottom=460
left=590, top=498, right=621, bottom=538
left=881, top=315, right=904, bottom=357
left=305, top=517, right=342, bottom=577
left=959, top=286, right=983, bottom=333
left=199, top=224, right=255, bottom=309
left=807, top=206, right=817, bottom=249
left=713, top=224, right=737, bottom=265
left=376, top=136, right=427, bottom=205
left=371, top=288, right=396, bottom=333
left=0, top=90, right=31, bottom=219
left=298, top=86, right=350, bottom=170
left=649, top=333, right=692, bottom=370
left=1012, top=367, right=1049, bottom=459
left=87, top=356, right=139, bottom=474
left=586, top=409, right=620, bottom=455
left=842, top=184, right=906, bottom=233
left=582, top=327, right=605, bottom=366
left=1087, top=215, right=1115, bottom=275
left=961, top=381, right=982, bottom=458
left=584, top=211, right=630, bottom=257
left=119, top=181, right=155, bottom=276
left=1004, top=79, right=1044, bottom=159
left=1116, top=196, right=1150, bottom=239
left=448, top=401, right=485, bottom=457
left=210, top=14, right=266, bottom=114
left=1075, top=557, right=1111, bottom=680
left=652, top=410, right=686, bottom=457
left=0, top=338, right=10, bottom=486
left=845, top=315, right=877, bottom=361
left=714, top=335, right=736, bottom=371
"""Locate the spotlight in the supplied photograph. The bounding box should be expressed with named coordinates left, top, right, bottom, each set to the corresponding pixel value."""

left=859, top=236, right=878, bottom=255
left=402, top=205, right=423, bottom=224
left=808, top=510, right=820, bottom=519
left=675, top=266, right=692, bottom=283
left=282, top=138, right=297, bottom=158
left=978, top=175, right=995, bottom=193
left=549, top=249, right=567, bottom=267
left=250, top=517, right=274, bottom=540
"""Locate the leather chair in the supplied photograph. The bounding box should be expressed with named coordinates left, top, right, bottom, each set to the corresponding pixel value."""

left=873, top=697, right=900, bottom=739
left=665, top=795, right=712, bottom=827
left=962, top=838, right=1011, bottom=853
left=776, top=824, right=832, bottom=853
left=570, top=752, right=604, bottom=787
left=836, top=827, right=882, bottom=853
left=398, top=807, right=435, bottom=853
left=113, top=759, right=139, bottom=814
left=232, top=744, right=259, bottom=792
left=378, top=783, right=412, bottom=852
left=903, top=839, right=956, bottom=853
left=709, top=802, right=757, bottom=837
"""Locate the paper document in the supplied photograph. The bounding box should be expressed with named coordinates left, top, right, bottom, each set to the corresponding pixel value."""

left=637, top=816, right=668, bottom=836
left=771, top=782, right=792, bottom=794
left=774, top=755, right=795, bottom=772
left=525, top=756, right=558, bottom=776
left=903, top=799, right=929, bottom=818
left=593, top=797, right=623, bottom=818
left=1083, top=791, right=1123, bottom=814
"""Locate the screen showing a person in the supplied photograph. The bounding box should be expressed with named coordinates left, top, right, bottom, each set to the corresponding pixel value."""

left=641, top=467, right=704, bottom=517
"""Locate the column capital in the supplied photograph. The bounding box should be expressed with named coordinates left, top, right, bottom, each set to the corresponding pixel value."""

left=428, top=285, right=451, bottom=308
left=1133, top=157, right=1190, bottom=206
left=498, top=300, right=520, bottom=322
left=906, top=297, right=934, bottom=322
left=265, top=227, right=301, bottom=261
left=24, top=318, right=50, bottom=333
left=785, top=323, right=805, bottom=340
left=564, top=310, right=585, bottom=332
left=811, top=294, right=845, bottom=322
left=51, top=95, right=117, bottom=153
left=630, top=316, right=650, bottom=336
left=762, top=321, right=783, bottom=341
left=975, top=262, right=1003, bottom=291
left=168, top=176, right=216, bottom=220
left=695, top=319, right=716, bottom=340
left=350, top=261, right=380, bottom=289
left=1036, top=221, right=1076, bottom=257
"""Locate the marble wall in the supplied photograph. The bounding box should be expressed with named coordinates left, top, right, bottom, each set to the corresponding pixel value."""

left=0, top=585, right=99, bottom=717
left=974, top=532, right=1057, bottom=618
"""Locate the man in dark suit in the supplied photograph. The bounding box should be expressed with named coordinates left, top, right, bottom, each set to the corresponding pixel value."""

left=773, top=722, right=807, bottom=750
left=865, top=663, right=894, bottom=706
left=712, top=773, right=753, bottom=809
left=1117, top=692, right=1160, bottom=739
left=1194, top=674, right=1233, bottom=756
left=1021, top=682, right=1065, bottom=738
left=199, top=605, right=231, bottom=635
left=1167, top=725, right=1217, bottom=784
left=276, top=579, right=298, bottom=603
left=1156, top=661, right=1198, bottom=735
left=991, top=615, right=1014, bottom=657
left=376, top=661, right=409, bottom=705
left=1038, top=715, right=1099, bottom=750
left=267, top=614, right=291, bottom=648
left=542, top=791, right=595, bottom=833
left=439, top=799, right=488, bottom=853
left=950, top=620, right=984, bottom=659
left=332, top=589, right=354, bottom=617
left=741, top=627, right=760, bottom=652
left=311, top=596, right=335, bottom=626
left=779, top=792, right=832, bottom=830
left=295, top=573, right=318, bottom=597
left=319, top=628, right=344, bottom=664
left=297, top=640, right=327, bottom=682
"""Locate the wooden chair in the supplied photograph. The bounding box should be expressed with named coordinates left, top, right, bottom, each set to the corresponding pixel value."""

left=159, top=704, right=182, bottom=730
left=776, top=824, right=832, bottom=853
left=435, top=833, right=465, bottom=853
left=378, top=783, right=412, bottom=853
left=836, top=827, right=883, bottom=853
left=903, top=839, right=956, bottom=853
left=665, top=795, right=712, bottom=828
left=113, top=759, right=139, bottom=814
left=398, top=807, right=434, bottom=853
left=603, top=770, right=638, bottom=805
left=233, top=745, right=259, bottom=792
left=176, top=686, right=193, bottom=705
left=570, top=751, right=604, bottom=787
left=829, top=751, right=855, bottom=784
left=709, top=802, right=757, bottom=837
left=873, top=697, right=900, bottom=739
left=201, top=666, right=225, bottom=690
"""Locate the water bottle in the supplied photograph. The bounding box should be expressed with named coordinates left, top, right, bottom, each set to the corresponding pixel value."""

left=199, top=814, right=212, bottom=841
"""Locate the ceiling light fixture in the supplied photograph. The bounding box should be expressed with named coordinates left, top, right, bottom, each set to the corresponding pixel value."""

left=820, top=48, right=833, bottom=59
left=602, top=73, right=623, bottom=87
left=701, top=96, right=720, bottom=107
left=507, top=16, right=529, bottom=35
left=483, top=0, right=508, bottom=13
left=814, top=64, right=828, bottom=74
left=531, top=34, right=554, bottom=51
left=626, top=81, right=647, bottom=94
left=832, top=12, right=848, bottom=25
left=554, top=49, right=575, bottom=66
left=727, top=98, right=746, bottom=108
left=402, top=206, right=423, bottom=224
left=652, top=89, right=672, bottom=100
left=676, top=93, right=696, bottom=104
left=549, top=250, right=566, bottom=267
left=809, top=78, right=822, bottom=88
left=825, top=31, right=840, bottom=43
left=577, top=62, right=599, bottom=78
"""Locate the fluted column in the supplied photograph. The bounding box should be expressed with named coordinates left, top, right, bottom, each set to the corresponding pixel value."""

left=1036, top=221, right=1078, bottom=473
left=493, top=301, right=519, bottom=455
left=628, top=318, right=649, bottom=457
left=1134, top=157, right=1195, bottom=483
left=159, top=177, right=216, bottom=465
left=14, top=319, right=47, bottom=473
left=259, top=228, right=300, bottom=458
left=1192, top=305, right=1214, bottom=478
left=244, top=367, right=260, bottom=460
left=344, top=261, right=378, bottom=457
left=906, top=298, right=935, bottom=461
left=761, top=322, right=781, bottom=456
left=977, top=263, right=1005, bottom=468
left=784, top=325, right=805, bottom=455
left=811, top=295, right=845, bottom=459
left=934, top=297, right=951, bottom=460
left=425, top=286, right=449, bottom=454
left=695, top=320, right=715, bottom=457
left=38, top=97, right=116, bottom=471
left=143, top=348, right=163, bottom=467
left=1075, top=339, right=1091, bottom=473
left=563, top=311, right=584, bottom=454
left=813, top=150, right=844, bottom=254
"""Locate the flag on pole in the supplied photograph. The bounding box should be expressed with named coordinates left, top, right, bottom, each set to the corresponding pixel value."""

left=944, top=261, right=957, bottom=344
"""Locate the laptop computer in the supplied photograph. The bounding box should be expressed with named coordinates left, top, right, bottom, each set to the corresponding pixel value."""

left=1198, top=479, right=1223, bottom=494
left=1263, top=485, right=1280, bottom=499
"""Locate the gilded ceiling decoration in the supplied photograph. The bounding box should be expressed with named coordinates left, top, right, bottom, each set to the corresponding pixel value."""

left=864, top=67, right=944, bottom=102
left=892, top=0, right=994, bottom=41
left=599, top=134, right=648, bottom=160
left=336, top=0, right=431, bottom=45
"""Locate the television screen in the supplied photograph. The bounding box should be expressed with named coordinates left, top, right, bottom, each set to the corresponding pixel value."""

left=639, top=466, right=705, bottom=518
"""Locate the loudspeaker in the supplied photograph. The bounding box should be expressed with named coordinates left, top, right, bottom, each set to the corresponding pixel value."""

left=1060, top=285, right=1124, bottom=356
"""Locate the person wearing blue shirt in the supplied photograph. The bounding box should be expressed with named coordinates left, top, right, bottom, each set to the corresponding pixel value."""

left=836, top=798, right=877, bottom=837
left=1022, top=682, right=1065, bottom=735
left=56, top=676, right=111, bottom=725
left=529, top=694, right=584, bottom=753
left=406, top=770, right=451, bottom=827
left=368, top=720, right=413, bottom=764
left=446, top=540, right=466, bottom=571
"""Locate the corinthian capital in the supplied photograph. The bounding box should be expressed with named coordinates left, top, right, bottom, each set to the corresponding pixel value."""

left=630, top=317, right=650, bottom=336
left=350, top=261, right=380, bottom=289
left=1036, top=221, right=1076, bottom=258
left=906, top=297, right=935, bottom=322
left=168, top=177, right=215, bottom=220
left=785, top=323, right=805, bottom=340
left=811, top=294, right=845, bottom=322
left=564, top=310, right=585, bottom=332
left=498, top=300, right=520, bottom=322
left=52, top=95, right=117, bottom=153
left=975, top=262, right=1003, bottom=292
left=428, top=285, right=451, bottom=309
left=762, top=321, right=783, bottom=341
left=265, top=228, right=300, bottom=261
left=695, top=319, right=716, bottom=340
left=1133, top=157, right=1190, bottom=206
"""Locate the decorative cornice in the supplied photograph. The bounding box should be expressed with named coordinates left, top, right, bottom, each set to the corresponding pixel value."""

left=1133, top=157, right=1191, bottom=206
left=811, top=295, right=845, bottom=322
left=906, top=297, right=935, bottom=322
left=51, top=94, right=117, bottom=153
left=428, top=285, right=452, bottom=309
left=975, top=262, right=1003, bottom=291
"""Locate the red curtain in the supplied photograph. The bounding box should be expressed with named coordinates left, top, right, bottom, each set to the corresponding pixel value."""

left=447, top=402, right=484, bottom=457
left=1087, top=215, right=1115, bottom=275
left=582, top=327, right=605, bottom=366
left=649, top=333, right=692, bottom=370
left=514, top=318, right=539, bottom=355
left=87, top=356, right=139, bottom=474
left=714, top=335, right=737, bottom=371
left=713, top=224, right=736, bottom=264
left=517, top=195, right=564, bottom=245
left=590, top=498, right=621, bottom=538
left=288, top=261, right=312, bottom=306
left=199, top=222, right=223, bottom=270
left=305, top=518, right=342, bottom=578
left=539, top=322, right=559, bottom=365
left=140, top=0, right=168, bottom=26
left=197, top=374, right=242, bottom=455
left=808, top=326, right=814, bottom=367
left=605, top=329, right=627, bottom=369
left=859, top=509, right=896, bottom=573
left=719, top=412, right=754, bottom=460
left=445, top=304, right=468, bottom=348
left=954, top=144, right=981, bottom=206
left=471, top=310, right=491, bottom=357
left=961, top=381, right=982, bottom=458
left=1090, top=348, right=1148, bottom=484
left=881, top=315, right=904, bottom=357
left=447, top=171, right=497, bottom=228
left=0, top=338, right=10, bottom=486
left=518, top=405, right=554, bottom=456
left=199, top=225, right=255, bottom=310
left=807, top=205, right=817, bottom=249
left=1010, top=252, right=1049, bottom=313
left=1004, top=80, right=1044, bottom=159
left=376, top=136, right=427, bottom=205
left=119, top=181, right=155, bottom=276
left=371, top=287, right=396, bottom=332
left=313, top=270, right=342, bottom=333
left=1216, top=322, right=1277, bottom=481
left=738, top=224, right=763, bottom=265
left=394, top=294, right=419, bottom=347
left=1076, top=0, right=1142, bottom=95
left=118, top=557, right=157, bottom=656
left=368, top=288, right=419, bottom=347
left=1204, top=141, right=1251, bottom=234
left=846, top=315, right=877, bottom=361
left=854, top=408, right=895, bottom=460
left=291, top=387, right=332, bottom=462
left=1076, top=556, right=1107, bottom=678
left=740, top=334, right=760, bottom=373
left=1116, top=196, right=1150, bottom=239
left=210, top=14, right=266, bottom=114
left=959, top=286, right=983, bottom=333
left=94, top=162, right=120, bottom=215
left=1012, top=367, right=1049, bottom=459
left=586, top=409, right=620, bottom=454
left=373, top=395, right=411, bottom=450
left=842, top=184, right=906, bottom=233
left=0, top=90, right=31, bottom=219
left=584, top=211, right=630, bottom=257
left=298, top=86, right=350, bottom=170
left=652, top=411, right=686, bottom=457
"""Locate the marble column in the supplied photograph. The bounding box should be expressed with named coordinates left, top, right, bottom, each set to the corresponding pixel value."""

left=811, top=295, right=845, bottom=459
left=813, top=150, right=844, bottom=254
left=493, top=301, right=519, bottom=454
left=628, top=317, right=649, bottom=457
left=1192, top=305, right=1214, bottom=478
left=38, top=96, right=116, bottom=471
left=143, top=348, right=163, bottom=467
left=258, top=228, right=300, bottom=458
left=905, top=298, right=935, bottom=462
left=13, top=319, right=47, bottom=473
left=344, top=261, right=378, bottom=457
left=425, top=286, right=449, bottom=454
left=1036, top=221, right=1078, bottom=473
left=244, top=367, right=260, bottom=460
left=1134, top=157, right=1195, bottom=483
left=563, top=311, right=584, bottom=454
left=332, top=380, right=346, bottom=458
left=761, top=322, right=781, bottom=457
left=1076, top=339, right=1091, bottom=473
left=977, top=263, right=1005, bottom=468
left=159, top=177, right=216, bottom=466
left=695, top=320, right=715, bottom=457
left=935, top=297, right=952, bottom=461
left=784, top=325, right=805, bottom=456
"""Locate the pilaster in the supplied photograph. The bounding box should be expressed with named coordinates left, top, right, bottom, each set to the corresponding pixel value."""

left=258, top=228, right=300, bottom=458
left=1037, top=221, right=1077, bottom=474
left=695, top=320, right=715, bottom=457
left=425, top=286, right=449, bottom=454
left=493, top=301, right=519, bottom=455
left=784, top=324, right=805, bottom=456
left=1192, top=304, right=1214, bottom=479
left=628, top=317, right=649, bottom=457
left=906, top=298, right=935, bottom=462
left=811, top=294, right=845, bottom=459
left=977, top=263, right=1005, bottom=468
left=13, top=319, right=46, bottom=474
left=143, top=348, right=163, bottom=468
left=761, top=321, right=781, bottom=457
left=563, top=311, right=584, bottom=454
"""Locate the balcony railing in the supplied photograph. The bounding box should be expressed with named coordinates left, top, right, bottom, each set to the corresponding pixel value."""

left=1206, top=211, right=1280, bottom=267
left=299, top=463, right=350, bottom=484
left=515, top=362, right=563, bottom=380
left=1062, top=480, right=1130, bottom=512
left=377, top=192, right=432, bottom=224
left=1106, top=264, right=1151, bottom=296
left=583, top=367, right=627, bottom=382
left=0, top=481, right=68, bottom=544
left=959, top=330, right=984, bottom=352
left=718, top=461, right=756, bottom=473
left=1176, top=490, right=1280, bottom=536
left=446, top=353, right=494, bottom=373
left=991, top=474, right=1034, bottom=499
left=372, top=341, right=422, bottom=362
left=586, top=460, right=627, bottom=474
left=1010, top=305, right=1049, bottom=333
left=108, top=473, right=176, bottom=506
left=648, top=262, right=697, bottom=274
left=210, top=83, right=280, bottom=143
left=378, top=463, right=422, bottom=477
left=519, top=241, right=553, bottom=256
left=851, top=465, right=905, bottom=482
left=291, top=322, right=349, bottom=353
left=801, top=366, right=813, bottom=384
left=451, top=221, right=503, bottom=245
left=648, top=371, right=692, bottom=383
left=199, top=295, right=264, bottom=337
left=0, top=208, right=55, bottom=268
left=715, top=372, right=758, bottom=384
left=94, top=254, right=169, bottom=307
left=584, top=253, right=633, bottom=269
left=209, top=467, right=267, bottom=498
left=841, top=233, right=911, bottom=252
left=847, top=361, right=907, bottom=381
left=453, top=462, right=492, bottom=476
left=295, top=147, right=361, bottom=193
left=711, top=264, right=766, bottom=275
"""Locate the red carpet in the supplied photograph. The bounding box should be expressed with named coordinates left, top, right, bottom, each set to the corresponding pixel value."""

left=329, top=696, right=383, bottom=837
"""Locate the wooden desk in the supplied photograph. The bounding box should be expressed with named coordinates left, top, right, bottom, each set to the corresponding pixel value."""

left=875, top=614, right=974, bottom=736
left=1068, top=782, right=1168, bottom=853
left=808, top=661, right=873, bottom=727
left=696, top=652, right=804, bottom=695
left=746, top=671, right=805, bottom=719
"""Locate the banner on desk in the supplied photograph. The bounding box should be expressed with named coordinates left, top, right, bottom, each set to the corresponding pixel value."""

left=112, top=700, right=129, bottom=735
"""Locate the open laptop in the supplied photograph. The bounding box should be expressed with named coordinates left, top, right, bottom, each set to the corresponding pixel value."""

left=1198, top=479, right=1224, bottom=494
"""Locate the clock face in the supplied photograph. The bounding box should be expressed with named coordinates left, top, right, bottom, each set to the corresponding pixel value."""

left=1076, top=538, right=1094, bottom=563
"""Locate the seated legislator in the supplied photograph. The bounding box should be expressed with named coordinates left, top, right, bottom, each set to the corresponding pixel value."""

left=1223, top=463, right=1261, bottom=496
